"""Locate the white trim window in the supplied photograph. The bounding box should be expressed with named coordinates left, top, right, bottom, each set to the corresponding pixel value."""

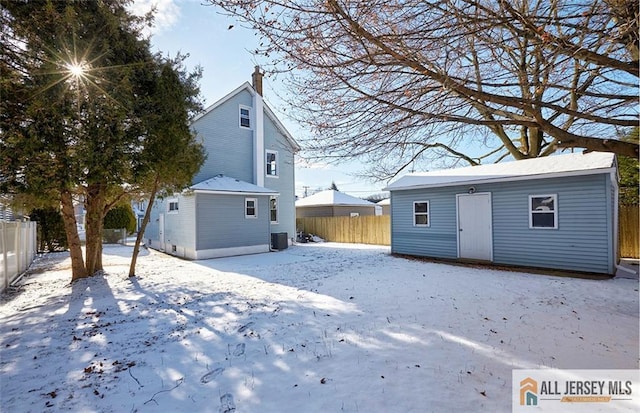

left=245, top=198, right=257, bottom=218
left=413, top=201, right=430, bottom=226
left=266, top=150, right=278, bottom=177
left=529, top=194, right=558, bottom=229
left=239, top=105, right=251, bottom=128
left=167, top=199, right=179, bottom=214
left=269, top=196, right=278, bottom=223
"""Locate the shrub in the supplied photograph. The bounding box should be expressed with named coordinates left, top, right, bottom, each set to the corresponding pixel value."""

left=30, top=208, right=68, bottom=252
left=104, top=204, right=137, bottom=234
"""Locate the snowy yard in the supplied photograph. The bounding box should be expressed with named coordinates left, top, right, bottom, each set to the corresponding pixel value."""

left=1, top=243, right=638, bottom=412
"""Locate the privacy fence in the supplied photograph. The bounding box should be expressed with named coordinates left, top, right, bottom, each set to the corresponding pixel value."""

left=619, top=206, right=639, bottom=259
left=1, top=221, right=37, bottom=292
left=298, top=206, right=639, bottom=259
left=297, top=215, right=390, bottom=246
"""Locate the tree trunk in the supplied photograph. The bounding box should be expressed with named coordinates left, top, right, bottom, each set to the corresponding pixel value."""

left=85, top=182, right=106, bottom=275
left=129, top=177, right=159, bottom=277
left=60, top=189, right=88, bottom=281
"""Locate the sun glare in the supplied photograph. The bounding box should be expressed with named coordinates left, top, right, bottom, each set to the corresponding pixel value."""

left=66, top=62, right=86, bottom=78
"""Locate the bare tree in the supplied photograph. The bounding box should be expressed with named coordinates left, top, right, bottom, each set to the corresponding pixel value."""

left=211, top=0, right=638, bottom=179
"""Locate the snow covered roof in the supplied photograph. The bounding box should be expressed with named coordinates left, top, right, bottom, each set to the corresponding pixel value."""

left=191, top=175, right=278, bottom=195
left=296, top=189, right=375, bottom=207
left=377, top=198, right=390, bottom=205
left=385, top=152, right=616, bottom=191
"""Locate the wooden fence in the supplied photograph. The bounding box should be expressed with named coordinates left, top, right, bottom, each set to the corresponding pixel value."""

left=620, top=206, right=639, bottom=258
left=299, top=206, right=639, bottom=258
left=297, top=215, right=391, bottom=246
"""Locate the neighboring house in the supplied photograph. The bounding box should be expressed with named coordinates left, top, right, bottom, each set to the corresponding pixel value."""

left=144, top=67, right=300, bottom=259
left=385, top=152, right=619, bottom=275
left=296, top=189, right=377, bottom=218
left=131, top=199, right=147, bottom=232
left=377, top=198, right=391, bottom=215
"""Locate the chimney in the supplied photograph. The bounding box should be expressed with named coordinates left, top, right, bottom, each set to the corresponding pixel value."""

left=252, top=65, right=263, bottom=96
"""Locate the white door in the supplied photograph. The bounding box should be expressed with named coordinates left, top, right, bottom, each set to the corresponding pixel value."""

left=158, top=213, right=165, bottom=251
left=457, top=193, right=493, bottom=261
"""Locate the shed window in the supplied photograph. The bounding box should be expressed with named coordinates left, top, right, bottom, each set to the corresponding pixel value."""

left=413, top=201, right=430, bottom=226
left=245, top=198, right=257, bottom=218
left=529, top=194, right=557, bottom=229
left=266, top=150, right=278, bottom=177
left=240, top=106, right=251, bottom=128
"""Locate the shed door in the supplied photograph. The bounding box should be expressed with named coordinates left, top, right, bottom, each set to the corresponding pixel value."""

left=457, top=193, right=493, bottom=261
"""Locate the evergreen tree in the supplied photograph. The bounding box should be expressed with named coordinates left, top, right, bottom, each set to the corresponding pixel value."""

left=1, top=1, right=203, bottom=281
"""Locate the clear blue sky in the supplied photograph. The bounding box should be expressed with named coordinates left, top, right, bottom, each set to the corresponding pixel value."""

left=131, top=0, right=385, bottom=198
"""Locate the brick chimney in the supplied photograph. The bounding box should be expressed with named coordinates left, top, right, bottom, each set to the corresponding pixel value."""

left=252, top=65, right=263, bottom=96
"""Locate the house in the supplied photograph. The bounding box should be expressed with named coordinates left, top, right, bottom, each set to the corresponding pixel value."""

left=144, top=67, right=300, bottom=259
left=377, top=198, right=391, bottom=215
left=384, top=152, right=619, bottom=275
left=296, top=189, right=377, bottom=218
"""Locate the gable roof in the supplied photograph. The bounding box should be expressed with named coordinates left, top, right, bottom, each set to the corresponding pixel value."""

left=296, top=189, right=375, bottom=207
left=192, top=82, right=301, bottom=152
left=385, top=152, right=617, bottom=191
left=191, top=175, right=278, bottom=195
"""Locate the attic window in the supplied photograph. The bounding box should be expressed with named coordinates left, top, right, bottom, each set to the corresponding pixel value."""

left=239, top=106, right=251, bottom=128
left=529, top=194, right=557, bottom=229
left=266, top=150, right=278, bottom=177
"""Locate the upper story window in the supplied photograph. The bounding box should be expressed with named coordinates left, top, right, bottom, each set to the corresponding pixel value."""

left=413, top=201, right=429, bottom=226
left=239, top=105, right=251, bottom=128
left=529, top=194, right=557, bottom=229
left=167, top=199, right=179, bottom=214
left=245, top=198, right=257, bottom=218
left=266, top=150, right=278, bottom=177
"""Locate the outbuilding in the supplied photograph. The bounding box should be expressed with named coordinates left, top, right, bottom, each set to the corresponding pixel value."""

left=296, top=189, right=377, bottom=218
left=384, top=152, right=619, bottom=275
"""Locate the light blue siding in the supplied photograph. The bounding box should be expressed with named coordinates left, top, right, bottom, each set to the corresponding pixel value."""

left=192, top=89, right=255, bottom=184
left=491, top=175, right=612, bottom=274
left=391, top=188, right=458, bottom=259
left=391, top=173, right=615, bottom=275
left=263, top=114, right=296, bottom=239
left=195, top=193, right=271, bottom=249
left=162, top=194, right=196, bottom=250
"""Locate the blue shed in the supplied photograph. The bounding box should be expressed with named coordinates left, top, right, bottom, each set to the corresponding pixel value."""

left=384, top=152, right=619, bottom=275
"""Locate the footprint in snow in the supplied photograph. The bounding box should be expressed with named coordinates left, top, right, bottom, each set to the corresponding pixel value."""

left=220, top=393, right=236, bottom=413
left=237, top=322, right=254, bottom=333
left=200, top=365, right=225, bottom=384
left=233, top=343, right=245, bottom=357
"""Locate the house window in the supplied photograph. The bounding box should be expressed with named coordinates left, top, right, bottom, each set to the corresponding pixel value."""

left=239, top=106, right=251, bottom=128
left=245, top=198, right=257, bottom=218
left=413, top=201, right=429, bottom=226
left=266, top=150, right=278, bottom=177
left=167, top=199, right=179, bottom=214
left=529, top=194, right=557, bottom=229
left=270, top=197, right=278, bottom=223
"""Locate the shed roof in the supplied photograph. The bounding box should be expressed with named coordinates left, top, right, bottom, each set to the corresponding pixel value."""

left=296, top=189, right=375, bottom=207
left=385, top=152, right=616, bottom=191
left=191, top=175, right=278, bottom=195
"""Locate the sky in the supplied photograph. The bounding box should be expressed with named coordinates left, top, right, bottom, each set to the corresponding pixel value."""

left=129, top=0, right=386, bottom=199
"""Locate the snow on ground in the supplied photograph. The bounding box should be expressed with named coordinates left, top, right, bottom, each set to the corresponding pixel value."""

left=0, top=243, right=638, bottom=412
